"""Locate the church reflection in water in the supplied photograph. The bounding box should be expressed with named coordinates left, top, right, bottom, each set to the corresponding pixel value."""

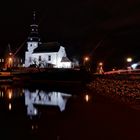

left=24, top=89, right=72, bottom=116
left=0, top=85, right=72, bottom=116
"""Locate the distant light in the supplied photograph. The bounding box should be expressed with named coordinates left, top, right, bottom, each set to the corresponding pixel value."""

left=127, top=57, right=132, bottom=62
left=9, top=52, right=12, bottom=56
left=99, top=62, right=103, bottom=66
left=84, top=57, right=89, bottom=61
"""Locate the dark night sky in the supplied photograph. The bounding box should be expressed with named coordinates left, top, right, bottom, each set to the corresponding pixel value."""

left=1, top=0, right=140, bottom=70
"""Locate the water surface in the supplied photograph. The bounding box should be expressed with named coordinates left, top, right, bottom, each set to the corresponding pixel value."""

left=0, top=84, right=140, bottom=140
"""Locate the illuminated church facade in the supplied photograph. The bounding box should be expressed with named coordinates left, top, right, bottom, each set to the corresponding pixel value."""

left=25, top=13, right=72, bottom=68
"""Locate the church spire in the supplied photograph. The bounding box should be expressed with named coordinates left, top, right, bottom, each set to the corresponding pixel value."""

left=33, top=11, right=36, bottom=25
left=28, top=11, right=41, bottom=42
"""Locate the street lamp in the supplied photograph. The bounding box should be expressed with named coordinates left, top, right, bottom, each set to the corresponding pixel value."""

left=83, top=56, right=89, bottom=66
left=99, top=62, right=103, bottom=66
left=126, top=57, right=132, bottom=71
left=84, top=56, right=89, bottom=62
left=97, top=62, right=104, bottom=74
left=83, top=56, right=91, bottom=71
left=126, top=57, right=132, bottom=63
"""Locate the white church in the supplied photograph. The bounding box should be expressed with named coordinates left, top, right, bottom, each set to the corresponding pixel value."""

left=24, top=13, right=72, bottom=68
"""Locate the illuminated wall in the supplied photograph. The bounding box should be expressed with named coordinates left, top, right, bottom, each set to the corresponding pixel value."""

left=25, top=44, right=72, bottom=68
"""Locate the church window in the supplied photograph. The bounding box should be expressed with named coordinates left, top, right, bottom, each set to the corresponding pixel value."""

left=48, top=55, right=51, bottom=61
left=39, top=56, right=41, bottom=61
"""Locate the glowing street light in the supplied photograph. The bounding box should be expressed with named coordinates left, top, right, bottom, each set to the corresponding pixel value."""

left=126, top=57, right=132, bottom=62
left=126, top=57, right=133, bottom=71
left=83, top=56, right=91, bottom=71
left=83, top=56, right=90, bottom=66
left=96, top=62, right=104, bottom=74
left=84, top=57, right=89, bottom=61
left=99, top=62, right=103, bottom=66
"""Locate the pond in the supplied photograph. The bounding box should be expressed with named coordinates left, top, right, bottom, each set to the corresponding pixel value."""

left=0, top=84, right=140, bottom=140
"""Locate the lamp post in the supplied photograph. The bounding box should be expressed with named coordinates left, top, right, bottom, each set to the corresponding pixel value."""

left=97, top=62, right=104, bottom=74
left=126, top=57, right=132, bottom=72
left=83, top=56, right=90, bottom=71
left=83, top=57, right=89, bottom=66
left=7, top=52, right=13, bottom=68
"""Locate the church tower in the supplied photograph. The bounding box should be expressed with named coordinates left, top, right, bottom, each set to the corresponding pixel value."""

left=25, top=11, right=41, bottom=67
left=27, top=11, right=40, bottom=52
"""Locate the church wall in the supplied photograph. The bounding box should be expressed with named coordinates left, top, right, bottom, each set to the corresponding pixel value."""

left=59, top=62, right=72, bottom=68
left=56, top=46, right=67, bottom=68
left=32, top=52, right=57, bottom=67
left=25, top=47, right=72, bottom=68
left=25, top=51, right=32, bottom=67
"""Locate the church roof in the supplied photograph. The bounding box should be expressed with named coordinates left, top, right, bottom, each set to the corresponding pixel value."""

left=61, top=56, right=71, bottom=62
left=33, top=42, right=60, bottom=53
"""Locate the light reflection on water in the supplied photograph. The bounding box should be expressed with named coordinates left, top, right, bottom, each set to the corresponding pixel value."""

left=8, top=103, right=12, bottom=111
left=0, top=84, right=140, bottom=140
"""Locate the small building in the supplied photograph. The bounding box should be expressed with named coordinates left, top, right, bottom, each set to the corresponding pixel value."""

left=0, top=44, right=23, bottom=69
left=25, top=12, right=72, bottom=68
